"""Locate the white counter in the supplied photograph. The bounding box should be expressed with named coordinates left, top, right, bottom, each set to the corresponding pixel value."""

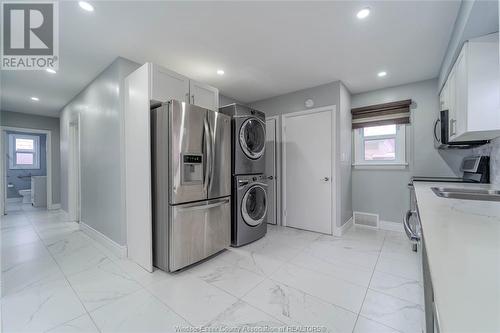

left=413, top=182, right=500, bottom=332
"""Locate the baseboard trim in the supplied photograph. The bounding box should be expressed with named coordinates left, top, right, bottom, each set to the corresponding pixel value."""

left=335, top=216, right=353, bottom=236
left=49, top=203, right=61, bottom=210
left=6, top=197, right=22, bottom=203
left=379, top=220, right=403, bottom=232
left=79, top=221, right=127, bottom=258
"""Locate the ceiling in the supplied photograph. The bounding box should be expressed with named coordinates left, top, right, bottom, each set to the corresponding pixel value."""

left=1, top=1, right=461, bottom=117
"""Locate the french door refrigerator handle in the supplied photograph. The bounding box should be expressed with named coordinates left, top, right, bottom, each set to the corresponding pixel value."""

left=177, top=198, right=230, bottom=212
left=203, top=116, right=211, bottom=193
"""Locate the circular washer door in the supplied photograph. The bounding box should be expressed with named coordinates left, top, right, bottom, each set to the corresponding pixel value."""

left=239, top=118, right=266, bottom=160
left=241, top=185, right=267, bottom=227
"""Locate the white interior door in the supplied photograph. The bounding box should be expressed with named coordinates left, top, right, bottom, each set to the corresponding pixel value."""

left=283, top=108, right=333, bottom=234
left=265, top=118, right=277, bottom=225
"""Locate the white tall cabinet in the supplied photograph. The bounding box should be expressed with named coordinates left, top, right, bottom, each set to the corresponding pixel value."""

left=124, top=63, right=219, bottom=272
left=439, top=33, right=500, bottom=142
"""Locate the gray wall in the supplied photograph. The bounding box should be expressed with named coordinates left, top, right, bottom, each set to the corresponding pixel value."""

left=251, top=81, right=341, bottom=117
left=0, top=111, right=61, bottom=204
left=352, top=79, right=472, bottom=223
left=438, top=0, right=499, bottom=90
left=60, top=57, right=140, bottom=246
left=251, top=81, right=353, bottom=228
left=6, top=131, right=47, bottom=198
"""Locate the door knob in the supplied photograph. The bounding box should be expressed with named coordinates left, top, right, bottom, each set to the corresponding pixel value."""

left=267, top=176, right=274, bottom=180
left=323, top=177, right=330, bottom=181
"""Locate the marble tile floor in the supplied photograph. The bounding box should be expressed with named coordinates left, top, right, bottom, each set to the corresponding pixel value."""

left=1, top=207, right=424, bottom=333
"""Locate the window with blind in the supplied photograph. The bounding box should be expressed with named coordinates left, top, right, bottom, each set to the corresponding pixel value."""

left=351, top=100, right=411, bottom=168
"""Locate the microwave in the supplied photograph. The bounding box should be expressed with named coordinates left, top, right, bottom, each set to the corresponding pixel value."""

left=434, top=110, right=488, bottom=149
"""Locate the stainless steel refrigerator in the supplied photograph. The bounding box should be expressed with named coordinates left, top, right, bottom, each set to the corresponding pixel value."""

left=151, top=100, right=231, bottom=272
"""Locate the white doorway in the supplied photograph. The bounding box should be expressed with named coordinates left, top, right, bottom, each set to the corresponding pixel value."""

left=68, top=120, right=81, bottom=222
left=282, top=106, right=336, bottom=234
left=265, top=116, right=281, bottom=226
left=1, top=126, right=53, bottom=215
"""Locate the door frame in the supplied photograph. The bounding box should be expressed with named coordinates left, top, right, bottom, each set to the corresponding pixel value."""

left=0, top=126, right=53, bottom=214
left=265, top=115, right=282, bottom=226
left=68, top=117, right=81, bottom=222
left=281, top=105, right=338, bottom=235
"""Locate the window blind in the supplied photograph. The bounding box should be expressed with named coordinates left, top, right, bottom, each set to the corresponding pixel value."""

left=351, top=99, right=412, bottom=129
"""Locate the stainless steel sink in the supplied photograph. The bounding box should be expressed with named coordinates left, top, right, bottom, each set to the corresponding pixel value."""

left=431, top=187, right=500, bottom=202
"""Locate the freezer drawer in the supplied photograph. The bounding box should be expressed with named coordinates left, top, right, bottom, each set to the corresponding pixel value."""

left=169, top=197, right=230, bottom=271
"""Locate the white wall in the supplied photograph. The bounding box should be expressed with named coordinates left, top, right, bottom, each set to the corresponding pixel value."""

left=339, top=83, right=352, bottom=226
left=251, top=80, right=353, bottom=229
left=352, top=79, right=472, bottom=223
left=0, top=111, right=61, bottom=204
left=60, top=57, right=140, bottom=246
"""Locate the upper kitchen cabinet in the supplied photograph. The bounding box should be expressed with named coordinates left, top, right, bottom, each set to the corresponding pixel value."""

left=149, top=63, right=219, bottom=111
left=150, top=64, right=190, bottom=104
left=189, top=80, right=219, bottom=111
left=440, top=33, right=500, bottom=142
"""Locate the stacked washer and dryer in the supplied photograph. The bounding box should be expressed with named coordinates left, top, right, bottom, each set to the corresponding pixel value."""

left=219, top=104, right=268, bottom=247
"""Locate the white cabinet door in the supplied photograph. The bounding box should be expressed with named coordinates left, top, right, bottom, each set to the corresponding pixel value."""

left=150, top=64, right=189, bottom=103
left=447, top=68, right=457, bottom=141
left=189, top=80, right=219, bottom=111
left=454, top=49, right=468, bottom=138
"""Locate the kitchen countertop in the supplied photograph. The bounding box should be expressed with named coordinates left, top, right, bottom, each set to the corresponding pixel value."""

left=413, top=182, right=500, bottom=332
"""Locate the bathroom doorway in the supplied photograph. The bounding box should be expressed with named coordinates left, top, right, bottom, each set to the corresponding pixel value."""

left=0, top=127, right=53, bottom=215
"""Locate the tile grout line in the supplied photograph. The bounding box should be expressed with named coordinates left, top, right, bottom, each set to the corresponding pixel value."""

left=351, top=230, right=387, bottom=333
left=24, top=210, right=103, bottom=333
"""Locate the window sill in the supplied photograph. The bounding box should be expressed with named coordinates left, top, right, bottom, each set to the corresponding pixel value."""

left=352, top=163, right=408, bottom=170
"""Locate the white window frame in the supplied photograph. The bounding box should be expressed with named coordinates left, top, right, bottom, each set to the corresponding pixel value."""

left=8, top=134, right=41, bottom=170
left=353, top=124, right=407, bottom=169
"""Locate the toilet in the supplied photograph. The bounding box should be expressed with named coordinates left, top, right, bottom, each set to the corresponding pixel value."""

left=18, top=189, right=32, bottom=204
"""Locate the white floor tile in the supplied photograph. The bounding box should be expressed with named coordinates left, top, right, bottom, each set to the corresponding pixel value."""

left=354, top=316, right=401, bottom=333
left=305, top=236, right=381, bottom=270
left=1, top=239, right=51, bottom=273
left=1, top=225, right=39, bottom=249
left=218, top=248, right=286, bottom=277
left=370, top=271, right=423, bottom=305
left=90, top=289, right=189, bottom=332
left=243, top=279, right=357, bottom=332
left=1, top=277, right=86, bottom=332
left=207, top=300, right=285, bottom=330
left=47, top=314, right=100, bottom=333
left=66, top=259, right=142, bottom=311
left=376, top=254, right=420, bottom=281
left=146, top=274, right=238, bottom=326
left=360, top=290, right=423, bottom=333
left=113, top=259, right=171, bottom=287
left=2, top=254, right=63, bottom=296
left=190, top=256, right=265, bottom=298
left=290, top=250, right=373, bottom=287
left=270, top=263, right=367, bottom=313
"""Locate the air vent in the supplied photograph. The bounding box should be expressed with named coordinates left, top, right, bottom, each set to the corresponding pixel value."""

left=353, top=211, right=379, bottom=228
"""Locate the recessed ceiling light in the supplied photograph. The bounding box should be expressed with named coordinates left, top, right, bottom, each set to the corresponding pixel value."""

left=46, top=68, right=56, bottom=74
left=378, top=71, right=387, bottom=77
left=31, top=97, right=39, bottom=101
left=356, top=7, right=370, bottom=19
left=78, top=1, right=94, bottom=12
left=216, top=69, right=225, bottom=76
